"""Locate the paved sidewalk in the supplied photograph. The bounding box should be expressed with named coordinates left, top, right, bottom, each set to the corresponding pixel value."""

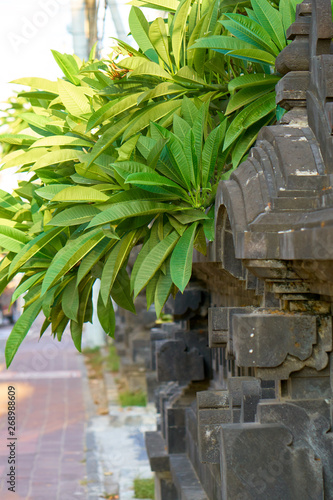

left=0, top=317, right=87, bottom=500
left=85, top=369, right=156, bottom=500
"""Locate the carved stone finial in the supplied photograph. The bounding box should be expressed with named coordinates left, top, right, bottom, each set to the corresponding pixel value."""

left=275, top=0, right=311, bottom=75
left=275, top=0, right=312, bottom=112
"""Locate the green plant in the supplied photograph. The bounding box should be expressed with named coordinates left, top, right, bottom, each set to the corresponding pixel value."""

left=119, top=390, right=147, bottom=407
left=0, top=0, right=299, bottom=367
left=133, top=477, right=155, bottom=499
left=190, top=0, right=303, bottom=166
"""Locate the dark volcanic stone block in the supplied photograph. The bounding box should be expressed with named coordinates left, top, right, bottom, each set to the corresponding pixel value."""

left=156, top=339, right=205, bottom=382
left=220, top=423, right=324, bottom=500
left=155, top=472, right=179, bottom=500
left=170, top=454, right=208, bottom=500
left=232, top=313, right=316, bottom=367
left=145, top=431, right=170, bottom=472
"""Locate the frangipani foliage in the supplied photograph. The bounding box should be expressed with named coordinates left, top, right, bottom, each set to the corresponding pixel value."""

left=0, top=0, right=298, bottom=367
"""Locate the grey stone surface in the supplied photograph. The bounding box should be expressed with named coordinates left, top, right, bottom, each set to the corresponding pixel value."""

left=156, top=339, right=205, bottom=382
left=144, top=2, right=333, bottom=498
left=170, top=455, right=208, bottom=500
left=220, top=423, right=324, bottom=500
left=197, top=391, right=232, bottom=464
left=154, top=472, right=179, bottom=500
left=233, top=313, right=317, bottom=367
left=145, top=431, right=170, bottom=472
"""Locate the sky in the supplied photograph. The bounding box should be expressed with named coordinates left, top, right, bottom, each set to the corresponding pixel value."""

left=0, top=0, right=136, bottom=190
left=0, top=0, right=74, bottom=103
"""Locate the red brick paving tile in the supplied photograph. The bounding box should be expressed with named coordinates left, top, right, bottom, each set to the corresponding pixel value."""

left=0, top=322, right=87, bottom=500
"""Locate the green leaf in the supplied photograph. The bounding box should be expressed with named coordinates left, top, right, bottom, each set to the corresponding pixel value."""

left=201, top=122, right=226, bottom=187
left=226, top=83, right=275, bottom=115
left=231, top=111, right=275, bottom=167
left=220, top=14, right=280, bottom=55
left=62, top=278, right=80, bottom=321
left=11, top=272, right=45, bottom=303
left=5, top=296, right=43, bottom=367
left=9, top=227, right=63, bottom=277
left=36, top=184, right=72, bottom=200
left=173, top=115, right=191, bottom=143
left=189, top=35, right=257, bottom=52
left=113, top=161, right=154, bottom=179
left=175, top=66, right=207, bottom=86
left=129, top=0, right=178, bottom=11
left=0, top=190, right=23, bottom=212
left=100, top=230, right=141, bottom=304
left=100, top=187, right=173, bottom=204
left=129, top=7, right=159, bottom=63
left=154, top=262, right=173, bottom=317
left=167, top=215, right=187, bottom=235
left=123, top=100, right=182, bottom=141
left=111, top=268, right=136, bottom=313
left=251, top=0, right=285, bottom=51
left=59, top=78, right=91, bottom=117
left=228, top=73, right=280, bottom=91
left=41, top=229, right=105, bottom=294
left=70, top=320, right=83, bottom=351
left=170, top=222, right=197, bottom=292
left=30, top=135, right=93, bottom=148
left=172, top=0, right=191, bottom=69
left=87, top=200, right=177, bottom=228
left=181, top=97, right=199, bottom=126
left=116, top=135, right=139, bottom=162
left=86, top=101, right=114, bottom=131
left=125, top=172, right=187, bottom=193
left=130, top=238, right=151, bottom=291
left=87, top=113, right=134, bottom=167
left=137, top=83, right=184, bottom=105
left=70, top=278, right=94, bottom=350
left=280, top=0, right=301, bottom=33
left=18, top=90, right=58, bottom=101
left=226, top=48, right=276, bottom=66
left=0, top=134, right=35, bottom=146
left=51, top=186, right=109, bottom=203
left=11, top=77, right=58, bottom=93
left=120, top=57, right=171, bottom=79
left=224, top=92, right=276, bottom=150
left=77, top=238, right=111, bottom=285
left=150, top=123, right=192, bottom=189
left=32, top=149, right=80, bottom=171
left=88, top=93, right=143, bottom=131
left=146, top=271, right=160, bottom=309
left=51, top=50, right=80, bottom=85
left=19, top=112, right=61, bottom=134
left=149, top=17, right=172, bottom=66
left=203, top=216, right=215, bottom=241
left=50, top=205, right=102, bottom=226
left=0, top=226, right=31, bottom=253
left=97, top=292, right=115, bottom=336
left=136, top=136, right=157, bottom=159
left=133, top=231, right=179, bottom=297
left=172, top=209, right=208, bottom=224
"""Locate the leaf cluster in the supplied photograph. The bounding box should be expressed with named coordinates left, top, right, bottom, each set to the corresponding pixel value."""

left=0, top=0, right=300, bottom=366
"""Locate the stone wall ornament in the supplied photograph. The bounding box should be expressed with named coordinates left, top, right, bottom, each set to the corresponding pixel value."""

left=145, top=0, right=333, bottom=498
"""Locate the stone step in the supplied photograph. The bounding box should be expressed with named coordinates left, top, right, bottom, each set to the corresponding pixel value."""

left=272, top=196, right=319, bottom=210
left=249, top=211, right=305, bottom=231
left=287, top=174, right=328, bottom=190
left=170, top=454, right=208, bottom=500
left=145, top=431, right=170, bottom=472
left=277, top=188, right=318, bottom=197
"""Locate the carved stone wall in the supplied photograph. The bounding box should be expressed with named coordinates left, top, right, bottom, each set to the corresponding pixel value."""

left=144, top=1, right=333, bottom=498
